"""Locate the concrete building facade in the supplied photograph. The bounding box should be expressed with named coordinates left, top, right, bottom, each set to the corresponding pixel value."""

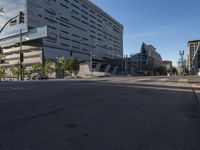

left=0, top=0, right=123, bottom=68
left=188, top=40, right=200, bottom=74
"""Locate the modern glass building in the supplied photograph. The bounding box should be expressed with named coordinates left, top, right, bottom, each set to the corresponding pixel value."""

left=0, top=0, right=123, bottom=67
left=129, top=42, right=162, bottom=74
left=101, top=42, right=163, bottom=75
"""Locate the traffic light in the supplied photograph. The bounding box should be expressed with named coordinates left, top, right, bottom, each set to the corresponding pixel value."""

left=20, top=53, right=24, bottom=62
left=19, top=11, right=25, bottom=24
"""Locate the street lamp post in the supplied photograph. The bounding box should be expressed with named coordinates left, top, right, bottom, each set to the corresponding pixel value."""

left=0, top=8, right=25, bottom=80
left=89, top=51, right=92, bottom=77
left=124, top=55, right=128, bottom=75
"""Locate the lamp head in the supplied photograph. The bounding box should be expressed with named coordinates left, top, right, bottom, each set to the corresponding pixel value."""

left=0, top=8, right=5, bottom=16
left=25, top=36, right=30, bottom=40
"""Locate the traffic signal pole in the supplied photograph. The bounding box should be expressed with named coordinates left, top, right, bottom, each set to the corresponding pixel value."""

left=19, top=28, right=23, bottom=81
left=19, top=11, right=25, bottom=81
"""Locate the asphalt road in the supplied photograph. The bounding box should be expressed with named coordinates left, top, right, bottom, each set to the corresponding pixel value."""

left=0, top=77, right=200, bottom=150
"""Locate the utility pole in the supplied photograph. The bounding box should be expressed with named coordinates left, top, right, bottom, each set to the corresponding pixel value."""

left=137, top=54, right=138, bottom=73
left=179, top=50, right=185, bottom=75
left=90, top=52, right=93, bottom=77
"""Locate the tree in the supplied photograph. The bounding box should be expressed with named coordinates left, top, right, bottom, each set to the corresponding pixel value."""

left=23, top=65, right=30, bottom=78
left=44, top=60, right=55, bottom=75
left=10, top=65, right=30, bottom=80
left=32, top=64, right=42, bottom=73
left=168, top=67, right=177, bottom=75
left=67, top=59, right=79, bottom=76
left=0, top=66, right=5, bottom=81
left=58, top=56, right=68, bottom=78
left=11, top=65, right=20, bottom=80
left=156, top=66, right=167, bottom=75
left=171, top=67, right=177, bottom=74
left=55, top=57, right=79, bottom=78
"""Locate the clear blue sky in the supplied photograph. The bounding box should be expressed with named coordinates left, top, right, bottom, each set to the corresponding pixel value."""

left=92, top=0, right=200, bottom=66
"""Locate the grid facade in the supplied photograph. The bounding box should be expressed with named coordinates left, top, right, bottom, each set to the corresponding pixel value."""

left=27, top=0, right=123, bottom=60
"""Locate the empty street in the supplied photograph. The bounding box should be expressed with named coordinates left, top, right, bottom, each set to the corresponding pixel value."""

left=0, top=76, right=200, bottom=150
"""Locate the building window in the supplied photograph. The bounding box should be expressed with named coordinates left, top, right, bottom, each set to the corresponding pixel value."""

left=60, top=3, right=69, bottom=9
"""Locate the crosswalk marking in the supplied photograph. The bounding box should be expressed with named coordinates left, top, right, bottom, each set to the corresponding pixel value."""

left=157, top=78, right=169, bottom=82
left=178, top=78, right=188, bottom=82
left=104, top=77, right=191, bottom=88
left=135, top=78, right=151, bottom=81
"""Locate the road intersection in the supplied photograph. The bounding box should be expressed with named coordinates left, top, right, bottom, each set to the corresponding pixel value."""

left=0, top=76, right=200, bottom=150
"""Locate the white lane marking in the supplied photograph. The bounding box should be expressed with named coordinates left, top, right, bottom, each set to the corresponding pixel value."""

left=157, top=78, right=169, bottom=82
left=0, top=86, right=32, bottom=91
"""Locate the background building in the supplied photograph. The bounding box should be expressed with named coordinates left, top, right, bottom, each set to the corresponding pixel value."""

left=126, top=43, right=162, bottom=75
left=102, top=42, right=163, bottom=75
left=139, top=42, right=162, bottom=70
left=0, top=0, right=123, bottom=68
left=188, top=40, right=200, bottom=75
left=162, top=60, right=172, bottom=70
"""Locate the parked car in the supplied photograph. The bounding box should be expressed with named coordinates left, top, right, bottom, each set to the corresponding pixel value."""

left=31, top=73, right=48, bottom=80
